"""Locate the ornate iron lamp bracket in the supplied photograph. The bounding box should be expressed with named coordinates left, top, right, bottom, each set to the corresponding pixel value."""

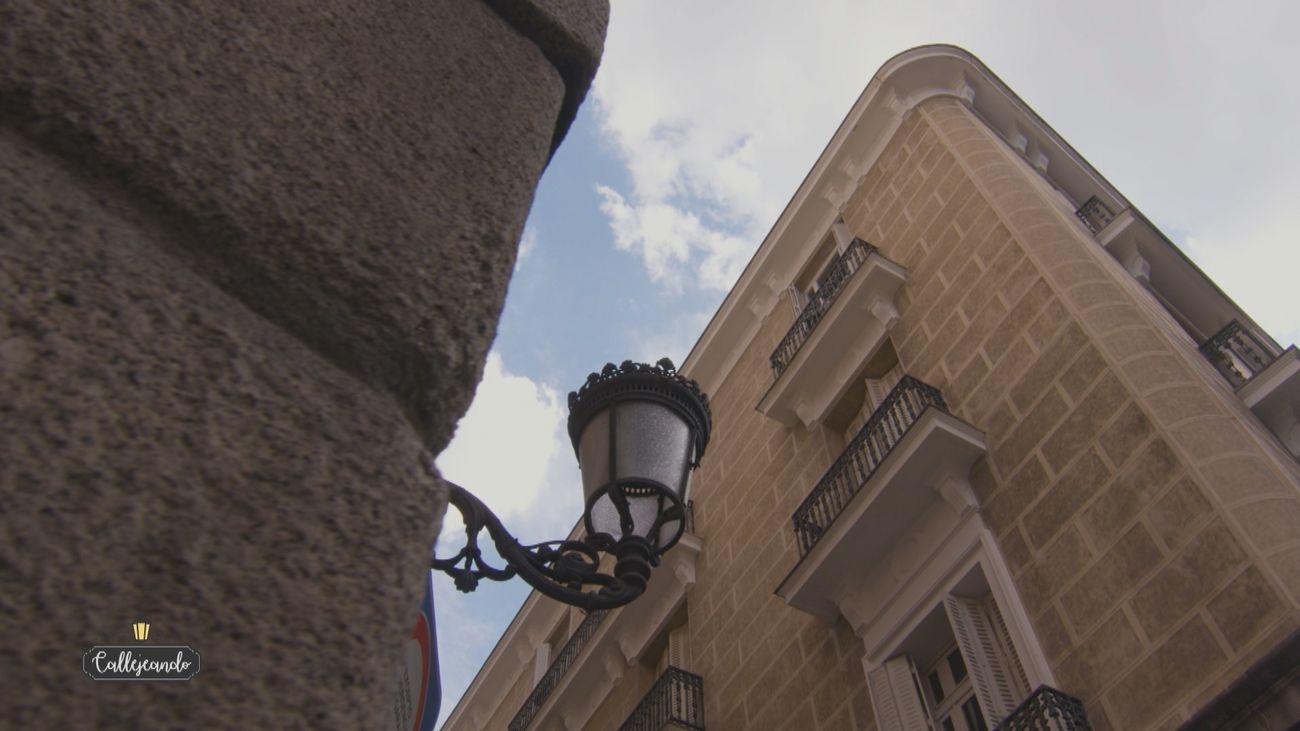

left=431, top=358, right=710, bottom=613
left=431, top=482, right=654, bottom=612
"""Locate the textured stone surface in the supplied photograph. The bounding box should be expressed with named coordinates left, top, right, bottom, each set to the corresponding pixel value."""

left=1, top=0, right=570, bottom=449
left=0, top=0, right=614, bottom=726
left=482, top=0, right=611, bottom=151
left=912, top=96, right=1300, bottom=727
left=0, top=129, right=444, bottom=727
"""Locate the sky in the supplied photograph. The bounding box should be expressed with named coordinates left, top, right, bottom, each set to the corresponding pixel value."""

left=432, top=1, right=1300, bottom=726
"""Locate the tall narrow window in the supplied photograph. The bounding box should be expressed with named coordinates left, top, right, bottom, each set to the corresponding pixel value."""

left=655, top=625, right=690, bottom=674
left=868, top=587, right=1032, bottom=731
left=788, top=227, right=847, bottom=316
left=532, top=621, right=568, bottom=685
left=922, top=646, right=986, bottom=731
left=944, top=595, right=1028, bottom=729
left=865, top=361, right=905, bottom=413
left=867, top=655, right=932, bottom=731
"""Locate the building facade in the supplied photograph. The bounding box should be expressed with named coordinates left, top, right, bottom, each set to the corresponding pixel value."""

left=444, top=45, right=1300, bottom=731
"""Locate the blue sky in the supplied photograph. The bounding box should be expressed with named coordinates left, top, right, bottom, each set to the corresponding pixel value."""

left=432, top=1, right=1300, bottom=725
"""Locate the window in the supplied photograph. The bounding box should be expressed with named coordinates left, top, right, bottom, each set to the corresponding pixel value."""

left=642, top=605, right=691, bottom=675
left=532, top=620, right=569, bottom=685
left=925, top=647, right=986, bottom=731
left=789, top=241, right=839, bottom=314
left=828, top=344, right=903, bottom=438
left=867, top=581, right=1030, bottom=731
left=788, top=220, right=855, bottom=314
left=655, top=625, right=690, bottom=675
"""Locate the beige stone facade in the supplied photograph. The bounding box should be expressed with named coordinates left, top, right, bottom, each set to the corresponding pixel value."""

left=445, top=46, right=1300, bottom=731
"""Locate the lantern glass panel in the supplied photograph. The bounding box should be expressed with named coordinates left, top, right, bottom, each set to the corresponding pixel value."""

left=614, top=400, right=692, bottom=493
left=576, top=399, right=694, bottom=546
left=577, top=408, right=610, bottom=498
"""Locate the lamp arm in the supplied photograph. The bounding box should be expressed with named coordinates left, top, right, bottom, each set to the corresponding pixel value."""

left=431, top=482, right=653, bottom=611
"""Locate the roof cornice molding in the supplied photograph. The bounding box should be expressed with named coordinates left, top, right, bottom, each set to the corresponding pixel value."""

left=680, top=44, right=1122, bottom=396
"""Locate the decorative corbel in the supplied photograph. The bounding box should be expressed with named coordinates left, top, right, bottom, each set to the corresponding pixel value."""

left=936, top=474, right=979, bottom=515
left=869, top=297, right=900, bottom=331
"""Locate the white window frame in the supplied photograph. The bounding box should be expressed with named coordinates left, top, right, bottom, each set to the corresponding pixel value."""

left=859, top=520, right=1055, bottom=731
left=789, top=221, right=853, bottom=315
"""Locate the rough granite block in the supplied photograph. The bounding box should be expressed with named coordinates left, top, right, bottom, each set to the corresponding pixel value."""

left=0, top=129, right=444, bottom=729
left=0, top=0, right=581, bottom=450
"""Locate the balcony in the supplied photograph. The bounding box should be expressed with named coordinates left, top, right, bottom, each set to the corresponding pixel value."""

left=506, top=523, right=702, bottom=731
left=776, top=376, right=986, bottom=620
left=1201, top=321, right=1300, bottom=458
left=994, top=685, right=1092, bottom=731
left=770, top=238, right=878, bottom=377
left=618, top=667, right=705, bottom=731
left=1072, top=198, right=1270, bottom=359
left=510, top=610, right=608, bottom=731
left=758, top=238, right=907, bottom=428
left=1201, top=320, right=1281, bottom=389
left=1074, top=196, right=1116, bottom=235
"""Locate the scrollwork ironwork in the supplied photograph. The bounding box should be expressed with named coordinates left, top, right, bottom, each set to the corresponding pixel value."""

left=1199, top=320, right=1277, bottom=389
left=619, top=666, right=705, bottom=731
left=1074, top=196, right=1115, bottom=235
left=791, top=375, right=947, bottom=555
left=994, top=685, right=1091, bottom=730
left=770, top=238, right=877, bottom=378
left=432, top=482, right=653, bottom=611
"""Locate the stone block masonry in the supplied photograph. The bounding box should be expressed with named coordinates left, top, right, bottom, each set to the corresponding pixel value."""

left=0, top=1, right=607, bottom=728
left=672, top=95, right=1300, bottom=731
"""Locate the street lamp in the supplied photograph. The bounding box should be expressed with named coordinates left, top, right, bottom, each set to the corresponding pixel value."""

left=432, top=358, right=712, bottom=611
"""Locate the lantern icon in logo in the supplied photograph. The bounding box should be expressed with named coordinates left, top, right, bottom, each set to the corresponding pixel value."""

left=132, top=622, right=150, bottom=641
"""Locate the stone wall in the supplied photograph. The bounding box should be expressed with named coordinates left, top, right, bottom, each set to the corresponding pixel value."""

left=677, top=96, right=1300, bottom=731
left=890, top=97, right=1300, bottom=729
left=0, top=1, right=607, bottom=727
left=684, top=246, right=877, bottom=731
left=570, top=656, right=663, bottom=730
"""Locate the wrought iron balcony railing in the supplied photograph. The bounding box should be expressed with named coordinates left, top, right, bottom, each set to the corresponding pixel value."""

left=791, top=375, right=947, bottom=555
left=506, top=506, right=694, bottom=731
left=994, top=685, right=1091, bottom=731
left=1074, top=196, right=1115, bottom=235
left=509, top=609, right=608, bottom=731
left=1200, top=320, right=1278, bottom=389
left=770, top=238, right=877, bottom=379
left=618, top=666, right=705, bottom=731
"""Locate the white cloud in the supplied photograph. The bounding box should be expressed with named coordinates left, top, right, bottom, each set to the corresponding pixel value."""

left=430, top=573, right=531, bottom=729
left=1182, top=180, right=1300, bottom=347
left=597, top=185, right=751, bottom=292
left=630, top=308, right=716, bottom=368
left=518, top=223, right=539, bottom=263
left=432, top=353, right=584, bottom=726
left=589, top=0, right=1300, bottom=342
left=436, top=351, right=566, bottom=524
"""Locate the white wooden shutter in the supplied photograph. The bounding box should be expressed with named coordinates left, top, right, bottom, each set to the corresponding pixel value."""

left=667, top=626, right=689, bottom=670
left=945, top=595, right=1021, bottom=728
left=984, top=594, right=1031, bottom=698
left=865, top=362, right=905, bottom=412
left=866, top=656, right=930, bottom=731
left=789, top=283, right=805, bottom=315
left=532, top=642, right=551, bottom=685
left=831, top=220, right=853, bottom=252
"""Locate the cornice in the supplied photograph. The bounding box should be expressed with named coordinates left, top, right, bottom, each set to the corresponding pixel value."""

left=680, top=44, right=1126, bottom=396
